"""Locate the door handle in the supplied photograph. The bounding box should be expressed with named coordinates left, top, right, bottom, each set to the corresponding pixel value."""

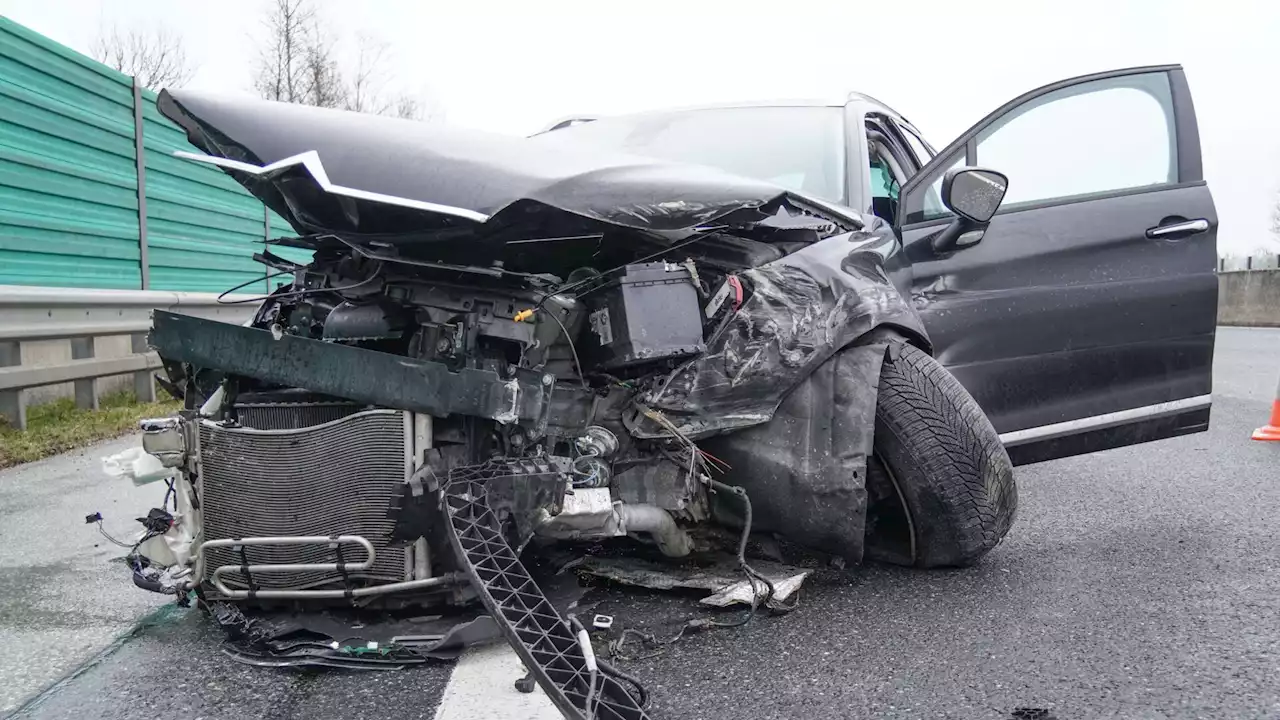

left=1146, top=218, right=1209, bottom=239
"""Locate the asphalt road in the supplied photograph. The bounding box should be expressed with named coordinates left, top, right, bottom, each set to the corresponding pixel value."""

left=0, top=435, right=171, bottom=714
left=5, top=327, right=1279, bottom=720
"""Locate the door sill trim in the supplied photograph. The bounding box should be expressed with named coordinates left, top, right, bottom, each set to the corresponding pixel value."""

left=998, top=395, right=1212, bottom=447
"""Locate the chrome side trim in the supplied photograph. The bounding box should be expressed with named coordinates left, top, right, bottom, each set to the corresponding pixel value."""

left=174, top=150, right=491, bottom=223
left=999, top=394, right=1212, bottom=447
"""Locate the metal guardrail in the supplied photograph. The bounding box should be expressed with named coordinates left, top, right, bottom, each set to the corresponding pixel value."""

left=0, top=285, right=256, bottom=430
left=1219, top=253, right=1280, bottom=272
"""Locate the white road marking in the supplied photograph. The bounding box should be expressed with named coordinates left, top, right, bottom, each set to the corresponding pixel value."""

left=434, top=642, right=562, bottom=720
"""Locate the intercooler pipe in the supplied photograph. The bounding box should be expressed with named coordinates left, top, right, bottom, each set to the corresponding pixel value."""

left=620, top=505, right=694, bottom=557
left=198, top=535, right=464, bottom=599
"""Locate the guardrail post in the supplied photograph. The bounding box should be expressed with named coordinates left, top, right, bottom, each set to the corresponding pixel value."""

left=132, top=76, right=150, bottom=290
left=131, top=332, right=156, bottom=403
left=70, top=337, right=98, bottom=410
left=0, top=341, right=25, bottom=430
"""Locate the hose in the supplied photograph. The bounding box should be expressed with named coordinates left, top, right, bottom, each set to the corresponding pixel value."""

left=619, top=505, right=693, bottom=557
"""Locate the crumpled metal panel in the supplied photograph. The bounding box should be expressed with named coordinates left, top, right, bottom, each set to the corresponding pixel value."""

left=647, top=226, right=922, bottom=438
left=701, top=341, right=886, bottom=561
left=141, top=88, right=307, bottom=294
left=631, top=224, right=922, bottom=561
left=156, top=88, right=858, bottom=236
left=575, top=555, right=812, bottom=608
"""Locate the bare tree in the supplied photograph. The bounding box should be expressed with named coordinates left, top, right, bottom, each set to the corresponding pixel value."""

left=344, top=36, right=389, bottom=114
left=252, top=0, right=434, bottom=119
left=304, top=41, right=347, bottom=109
left=392, top=95, right=424, bottom=121
left=254, top=0, right=323, bottom=104
left=343, top=38, right=429, bottom=120
left=92, top=25, right=193, bottom=89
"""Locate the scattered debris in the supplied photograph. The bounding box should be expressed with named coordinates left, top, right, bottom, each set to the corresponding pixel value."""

left=515, top=670, right=538, bottom=694
left=574, top=554, right=811, bottom=609
left=210, top=603, right=499, bottom=669
left=1011, top=708, right=1057, bottom=720
left=102, top=446, right=176, bottom=485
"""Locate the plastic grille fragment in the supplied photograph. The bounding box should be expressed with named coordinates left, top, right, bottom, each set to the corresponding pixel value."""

left=443, top=467, right=648, bottom=720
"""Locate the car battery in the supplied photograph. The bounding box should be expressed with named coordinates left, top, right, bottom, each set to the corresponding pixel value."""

left=581, top=262, right=706, bottom=369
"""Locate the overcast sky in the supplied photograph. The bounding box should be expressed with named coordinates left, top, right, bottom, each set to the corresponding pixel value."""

left=3, top=0, right=1278, bottom=252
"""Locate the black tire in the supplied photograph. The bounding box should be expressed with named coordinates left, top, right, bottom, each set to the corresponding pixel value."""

left=864, top=342, right=1017, bottom=568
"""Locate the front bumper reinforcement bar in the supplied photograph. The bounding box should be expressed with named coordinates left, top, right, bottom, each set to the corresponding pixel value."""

left=148, top=310, right=552, bottom=427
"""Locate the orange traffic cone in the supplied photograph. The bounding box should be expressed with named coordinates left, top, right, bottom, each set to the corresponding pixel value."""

left=1253, top=374, right=1280, bottom=441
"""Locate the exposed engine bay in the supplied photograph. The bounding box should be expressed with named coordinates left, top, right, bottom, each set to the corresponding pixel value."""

left=116, top=200, right=922, bottom=712
left=104, top=88, right=952, bottom=719
left=137, top=194, right=918, bottom=592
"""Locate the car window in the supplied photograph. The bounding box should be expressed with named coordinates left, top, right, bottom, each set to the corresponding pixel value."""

left=869, top=159, right=897, bottom=200
left=865, top=128, right=910, bottom=225
left=535, top=106, right=847, bottom=204
left=921, top=155, right=964, bottom=221
left=898, top=124, right=934, bottom=168
left=975, top=72, right=1177, bottom=208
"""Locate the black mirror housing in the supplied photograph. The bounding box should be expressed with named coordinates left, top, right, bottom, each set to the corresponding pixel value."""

left=942, top=168, right=1009, bottom=224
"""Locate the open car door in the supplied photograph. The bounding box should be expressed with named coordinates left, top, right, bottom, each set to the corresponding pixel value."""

left=896, top=65, right=1218, bottom=465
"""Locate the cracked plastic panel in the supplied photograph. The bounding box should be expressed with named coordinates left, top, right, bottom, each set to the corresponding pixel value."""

left=647, top=226, right=924, bottom=438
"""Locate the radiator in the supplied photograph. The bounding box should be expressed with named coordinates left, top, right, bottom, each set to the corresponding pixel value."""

left=235, top=401, right=364, bottom=430
left=197, top=409, right=410, bottom=592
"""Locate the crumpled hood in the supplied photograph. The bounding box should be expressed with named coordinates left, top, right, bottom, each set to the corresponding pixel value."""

left=158, top=89, right=850, bottom=236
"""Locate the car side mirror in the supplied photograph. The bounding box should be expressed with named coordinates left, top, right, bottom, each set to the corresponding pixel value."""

left=942, top=168, right=1008, bottom=223
left=931, top=167, right=1009, bottom=253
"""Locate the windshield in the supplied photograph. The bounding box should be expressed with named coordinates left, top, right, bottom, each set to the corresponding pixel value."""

left=534, top=106, right=847, bottom=205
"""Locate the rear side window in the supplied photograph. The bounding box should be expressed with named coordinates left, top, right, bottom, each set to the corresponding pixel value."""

left=974, top=72, right=1178, bottom=208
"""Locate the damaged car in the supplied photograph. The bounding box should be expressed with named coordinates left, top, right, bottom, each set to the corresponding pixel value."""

left=110, top=64, right=1217, bottom=720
